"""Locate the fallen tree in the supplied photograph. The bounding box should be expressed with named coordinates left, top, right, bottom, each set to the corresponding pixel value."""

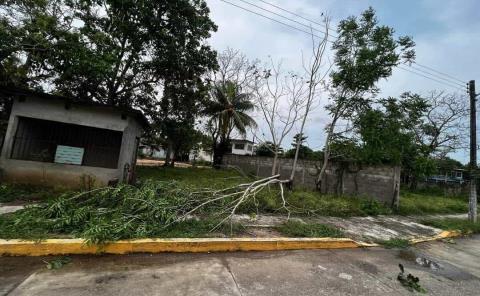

left=1, top=177, right=293, bottom=244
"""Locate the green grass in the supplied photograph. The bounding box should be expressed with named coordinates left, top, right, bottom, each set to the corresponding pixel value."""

left=0, top=211, right=59, bottom=240
left=148, top=219, right=245, bottom=238
left=137, top=166, right=393, bottom=217
left=0, top=183, right=59, bottom=203
left=0, top=210, right=244, bottom=241
left=280, top=190, right=392, bottom=217
left=275, top=220, right=344, bottom=238
left=2, top=166, right=474, bottom=242
left=0, top=180, right=248, bottom=243
left=421, top=218, right=480, bottom=235
left=377, top=238, right=410, bottom=249
left=137, top=166, right=249, bottom=189
left=397, top=191, right=470, bottom=215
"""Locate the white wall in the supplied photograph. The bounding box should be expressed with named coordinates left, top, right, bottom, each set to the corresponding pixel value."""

left=231, top=142, right=254, bottom=156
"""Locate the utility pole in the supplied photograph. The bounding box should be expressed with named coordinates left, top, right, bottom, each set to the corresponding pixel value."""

left=469, top=80, right=478, bottom=223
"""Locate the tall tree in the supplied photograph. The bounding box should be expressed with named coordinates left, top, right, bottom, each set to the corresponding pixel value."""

left=355, top=94, right=432, bottom=193
left=1, top=0, right=218, bottom=111
left=213, top=47, right=259, bottom=92
left=205, top=81, right=256, bottom=167
left=289, top=16, right=331, bottom=183
left=413, top=91, right=468, bottom=158
left=253, top=60, right=306, bottom=175
left=316, top=7, right=415, bottom=190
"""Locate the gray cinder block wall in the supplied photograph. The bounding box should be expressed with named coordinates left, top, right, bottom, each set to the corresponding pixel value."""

left=223, top=154, right=401, bottom=205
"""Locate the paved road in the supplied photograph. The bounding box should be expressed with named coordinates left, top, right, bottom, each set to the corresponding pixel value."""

left=1, top=235, right=479, bottom=296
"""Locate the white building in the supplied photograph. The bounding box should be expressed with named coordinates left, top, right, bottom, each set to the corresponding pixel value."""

left=141, top=146, right=213, bottom=162
left=230, top=139, right=254, bottom=156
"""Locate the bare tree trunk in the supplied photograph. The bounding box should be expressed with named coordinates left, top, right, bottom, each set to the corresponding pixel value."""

left=316, top=116, right=338, bottom=191
left=271, top=152, right=279, bottom=175
left=289, top=18, right=331, bottom=184
left=164, top=142, right=173, bottom=167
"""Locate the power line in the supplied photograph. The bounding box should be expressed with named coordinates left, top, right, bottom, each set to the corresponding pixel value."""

left=220, top=0, right=468, bottom=93
left=257, top=0, right=339, bottom=39
left=397, top=66, right=467, bottom=92
left=220, top=0, right=334, bottom=43
left=245, top=0, right=467, bottom=86
left=413, top=62, right=466, bottom=84
left=409, top=64, right=467, bottom=88
left=235, top=0, right=335, bottom=41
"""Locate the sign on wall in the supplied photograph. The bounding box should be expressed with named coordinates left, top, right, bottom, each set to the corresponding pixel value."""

left=54, top=145, right=85, bottom=165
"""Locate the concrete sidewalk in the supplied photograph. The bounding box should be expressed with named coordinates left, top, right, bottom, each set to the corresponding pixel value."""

left=1, top=235, right=479, bottom=296
left=233, top=213, right=467, bottom=242
left=1, top=201, right=467, bottom=242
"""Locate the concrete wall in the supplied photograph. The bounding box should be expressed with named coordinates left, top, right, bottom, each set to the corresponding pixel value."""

left=223, top=154, right=401, bottom=205
left=0, top=96, right=143, bottom=188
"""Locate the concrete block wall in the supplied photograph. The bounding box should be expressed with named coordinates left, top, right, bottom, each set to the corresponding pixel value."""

left=0, top=96, right=143, bottom=188
left=223, top=154, right=400, bottom=205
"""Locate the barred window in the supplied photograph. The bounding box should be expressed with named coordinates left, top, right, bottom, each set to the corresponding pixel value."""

left=10, top=117, right=123, bottom=169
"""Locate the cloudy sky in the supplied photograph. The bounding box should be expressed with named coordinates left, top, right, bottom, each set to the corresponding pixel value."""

left=204, top=0, right=479, bottom=163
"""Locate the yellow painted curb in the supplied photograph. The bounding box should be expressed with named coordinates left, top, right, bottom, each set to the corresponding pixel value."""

left=409, top=230, right=461, bottom=245
left=0, top=231, right=463, bottom=256
left=0, top=237, right=360, bottom=256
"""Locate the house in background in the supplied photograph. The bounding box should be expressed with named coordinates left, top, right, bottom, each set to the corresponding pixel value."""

left=0, top=87, right=149, bottom=187
left=427, top=168, right=466, bottom=184
left=140, top=146, right=213, bottom=162
left=230, top=139, right=254, bottom=156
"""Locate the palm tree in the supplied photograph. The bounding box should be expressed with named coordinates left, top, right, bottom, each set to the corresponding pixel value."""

left=205, top=81, right=256, bottom=167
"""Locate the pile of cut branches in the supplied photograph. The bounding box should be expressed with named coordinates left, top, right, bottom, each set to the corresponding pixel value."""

left=2, top=176, right=290, bottom=243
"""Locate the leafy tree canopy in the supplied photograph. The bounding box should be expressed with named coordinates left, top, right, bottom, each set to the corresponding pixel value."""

left=284, top=145, right=315, bottom=160
left=331, top=7, right=415, bottom=93
left=255, top=141, right=282, bottom=158
left=355, top=93, right=428, bottom=165
left=0, top=0, right=218, bottom=113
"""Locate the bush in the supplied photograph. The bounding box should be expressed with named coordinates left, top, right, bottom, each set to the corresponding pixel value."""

left=276, top=220, right=343, bottom=237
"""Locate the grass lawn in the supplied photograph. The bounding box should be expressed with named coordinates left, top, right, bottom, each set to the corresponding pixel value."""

left=376, top=238, right=410, bottom=249
left=0, top=184, right=59, bottom=203
left=0, top=212, right=245, bottom=241
left=137, top=166, right=395, bottom=217
left=137, top=166, right=471, bottom=217
left=1, top=166, right=473, bottom=218
left=275, top=220, right=344, bottom=238
left=421, top=218, right=480, bottom=234
left=397, top=191, right=469, bottom=216
left=137, top=166, right=249, bottom=188
left=0, top=165, right=475, bottom=242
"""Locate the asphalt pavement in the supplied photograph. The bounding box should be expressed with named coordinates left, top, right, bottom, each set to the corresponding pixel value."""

left=1, top=235, right=479, bottom=296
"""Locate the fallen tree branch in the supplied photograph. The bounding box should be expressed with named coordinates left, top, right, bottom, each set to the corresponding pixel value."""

left=172, top=174, right=292, bottom=231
